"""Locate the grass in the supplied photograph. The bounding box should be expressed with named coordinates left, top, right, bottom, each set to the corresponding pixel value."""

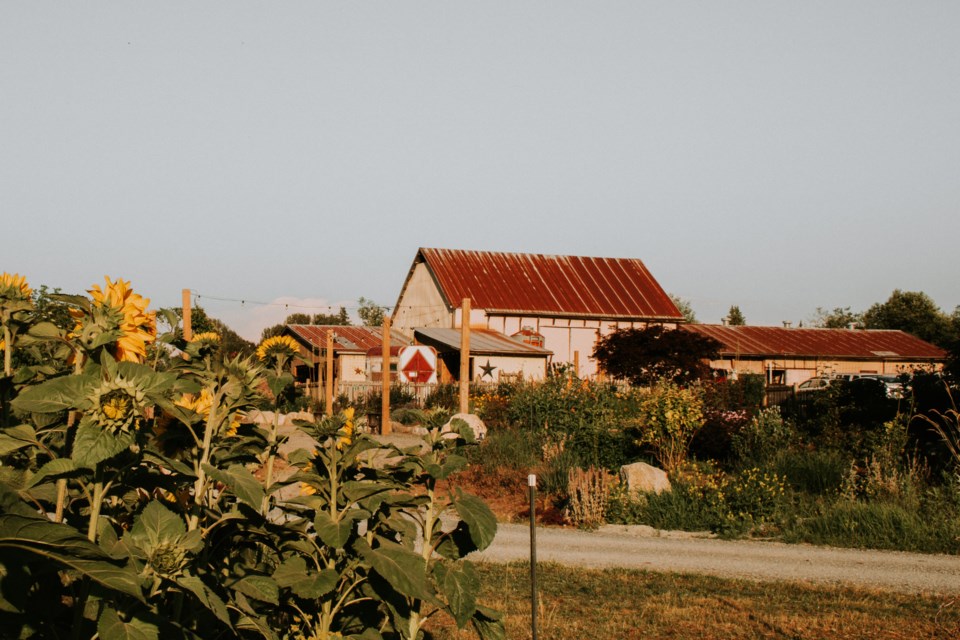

left=424, top=562, right=960, bottom=639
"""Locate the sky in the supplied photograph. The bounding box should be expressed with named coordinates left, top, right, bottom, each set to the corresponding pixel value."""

left=3, top=2, right=958, bottom=341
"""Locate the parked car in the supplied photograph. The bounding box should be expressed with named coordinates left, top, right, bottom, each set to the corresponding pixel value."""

left=796, top=377, right=833, bottom=392
left=839, top=373, right=906, bottom=399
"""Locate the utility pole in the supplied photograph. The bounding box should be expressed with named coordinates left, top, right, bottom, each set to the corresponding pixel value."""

left=459, top=298, right=471, bottom=414
left=182, top=289, right=192, bottom=341
left=381, top=315, right=391, bottom=434
left=325, top=330, right=334, bottom=417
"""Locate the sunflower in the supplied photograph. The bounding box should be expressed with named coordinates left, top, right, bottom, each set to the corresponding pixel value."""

left=89, top=376, right=148, bottom=433
left=336, top=407, right=356, bottom=451
left=176, top=388, right=240, bottom=436
left=256, top=335, right=299, bottom=361
left=190, top=331, right=221, bottom=344
left=0, top=273, right=31, bottom=301
left=71, top=276, right=157, bottom=362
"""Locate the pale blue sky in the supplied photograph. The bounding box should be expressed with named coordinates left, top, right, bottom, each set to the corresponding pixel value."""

left=3, top=2, right=958, bottom=340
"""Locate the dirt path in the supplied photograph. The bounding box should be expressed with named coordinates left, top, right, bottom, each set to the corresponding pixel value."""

left=471, top=523, right=960, bottom=595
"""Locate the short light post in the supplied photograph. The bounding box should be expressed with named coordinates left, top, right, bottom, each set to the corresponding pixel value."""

left=529, top=473, right=538, bottom=640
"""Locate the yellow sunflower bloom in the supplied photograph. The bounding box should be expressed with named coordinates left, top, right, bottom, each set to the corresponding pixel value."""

left=176, top=388, right=240, bottom=436
left=190, top=331, right=221, bottom=344
left=336, top=407, right=356, bottom=450
left=0, top=273, right=31, bottom=301
left=256, top=335, right=299, bottom=361
left=85, top=277, right=157, bottom=363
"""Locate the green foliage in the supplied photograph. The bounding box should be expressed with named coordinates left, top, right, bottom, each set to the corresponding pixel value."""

left=725, top=305, right=745, bottom=326
left=357, top=297, right=386, bottom=327
left=0, top=278, right=503, bottom=640
left=782, top=498, right=960, bottom=554
left=592, top=326, right=722, bottom=386
left=505, top=374, right=638, bottom=471
left=260, top=309, right=351, bottom=342
left=607, top=464, right=787, bottom=537
left=862, top=289, right=954, bottom=348
left=773, top=449, right=848, bottom=495
left=668, top=294, right=697, bottom=323
left=810, top=306, right=862, bottom=329
left=731, top=407, right=796, bottom=470
left=632, top=381, right=705, bottom=473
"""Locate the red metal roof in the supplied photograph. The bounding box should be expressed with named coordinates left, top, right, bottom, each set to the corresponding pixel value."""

left=283, top=325, right=411, bottom=354
left=411, top=248, right=682, bottom=320
left=682, top=325, right=947, bottom=360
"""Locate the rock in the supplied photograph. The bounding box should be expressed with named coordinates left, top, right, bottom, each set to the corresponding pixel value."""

left=442, top=413, right=487, bottom=441
left=620, top=462, right=671, bottom=496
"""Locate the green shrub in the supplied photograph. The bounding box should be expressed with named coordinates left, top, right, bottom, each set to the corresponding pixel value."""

left=468, top=426, right=541, bottom=471
left=782, top=500, right=960, bottom=554
left=632, top=381, right=705, bottom=473
left=505, top=374, right=642, bottom=471
left=606, top=465, right=787, bottom=537
left=775, top=449, right=848, bottom=495
left=731, top=407, right=795, bottom=470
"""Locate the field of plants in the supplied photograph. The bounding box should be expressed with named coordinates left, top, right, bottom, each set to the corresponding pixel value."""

left=0, top=275, right=502, bottom=639
left=456, top=368, right=960, bottom=555
left=3, top=273, right=959, bottom=639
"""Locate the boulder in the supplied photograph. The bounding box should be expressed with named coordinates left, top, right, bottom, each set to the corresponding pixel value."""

left=620, top=462, right=671, bottom=496
left=441, top=413, right=487, bottom=441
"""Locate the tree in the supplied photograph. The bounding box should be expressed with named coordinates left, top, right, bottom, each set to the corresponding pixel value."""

left=811, top=306, right=863, bottom=329
left=357, top=297, right=386, bottom=326
left=726, top=305, right=746, bottom=326
left=862, top=290, right=953, bottom=348
left=178, top=306, right=256, bottom=357
left=669, top=294, right=697, bottom=324
left=260, top=308, right=350, bottom=342
left=312, top=307, right=350, bottom=326
left=592, top=325, right=722, bottom=386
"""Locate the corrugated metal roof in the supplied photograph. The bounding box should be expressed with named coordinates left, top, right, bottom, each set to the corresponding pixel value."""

left=682, top=325, right=947, bottom=360
left=284, top=325, right=411, bottom=354
left=411, top=248, right=682, bottom=320
left=413, top=328, right=553, bottom=357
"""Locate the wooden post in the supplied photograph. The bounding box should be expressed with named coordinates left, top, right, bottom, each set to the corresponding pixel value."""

left=459, top=298, right=471, bottom=414
left=381, top=316, right=391, bottom=435
left=573, top=350, right=580, bottom=378
left=325, top=331, right=334, bottom=417
left=182, top=289, right=192, bottom=341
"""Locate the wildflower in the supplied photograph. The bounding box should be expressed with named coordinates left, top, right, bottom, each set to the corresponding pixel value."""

left=256, top=335, right=299, bottom=361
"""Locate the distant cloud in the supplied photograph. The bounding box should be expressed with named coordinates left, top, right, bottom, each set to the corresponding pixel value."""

left=211, top=297, right=354, bottom=342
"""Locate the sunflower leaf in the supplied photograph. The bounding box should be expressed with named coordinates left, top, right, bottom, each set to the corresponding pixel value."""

left=72, top=423, right=132, bottom=469
left=11, top=375, right=93, bottom=414
left=202, top=464, right=264, bottom=511
left=97, top=606, right=159, bottom=640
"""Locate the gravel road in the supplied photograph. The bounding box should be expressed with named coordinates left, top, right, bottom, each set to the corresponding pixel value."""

left=470, top=523, right=960, bottom=595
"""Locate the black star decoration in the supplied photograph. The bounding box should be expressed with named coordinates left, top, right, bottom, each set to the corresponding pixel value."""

left=479, top=360, right=497, bottom=379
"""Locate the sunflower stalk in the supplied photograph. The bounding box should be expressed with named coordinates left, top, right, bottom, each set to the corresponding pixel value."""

left=262, top=410, right=280, bottom=515
left=189, top=386, right=223, bottom=532
left=55, top=354, right=86, bottom=523
left=2, top=324, right=10, bottom=377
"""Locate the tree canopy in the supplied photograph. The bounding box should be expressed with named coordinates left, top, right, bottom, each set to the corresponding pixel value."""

left=669, top=294, right=697, bottom=324
left=260, top=308, right=350, bottom=341
left=179, top=307, right=256, bottom=357
left=357, top=297, right=386, bottom=326
left=811, top=306, right=862, bottom=329
left=592, top=326, right=722, bottom=386
left=862, top=290, right=954, bottom=348
left=726, top=305, right=746, bottom=326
